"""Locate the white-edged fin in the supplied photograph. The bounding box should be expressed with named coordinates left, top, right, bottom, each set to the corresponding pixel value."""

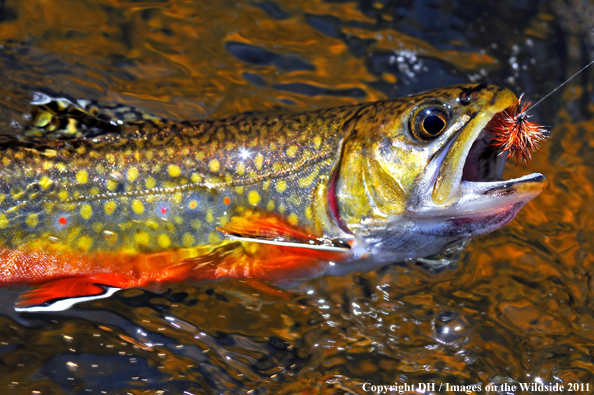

left=15, top=287, right=121, bottom=313
left=226, top=235, right=350, bottom=252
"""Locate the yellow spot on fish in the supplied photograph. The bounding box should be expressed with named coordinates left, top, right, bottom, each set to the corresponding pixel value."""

left=191, top=219, right=202, bottom=229
left=305, top=207, right=313, bottom=220
left=276, top=180, right=287, bottom=193
left=279, top=203, right=286, bottom=214
left=219, top=215, right=229, bottom=226
left=235, top=186, right=244, bottom=195
left=196, top=151, right=205, bottom=161
left=106, top=179, right=118, bottom=191
left=182, top=233, right=195, bottom=247
left=191, top=173, right=202, bottom=183
left=209, top=232, right=221, bottom=243
left=267, top=200, right=275, bottom=211
left=11, top=187, right=24, bottom=200
left=298, top=168, right=319, bottom=188
left=39, top=176, right=52, bottom=190
left=209, top=159, right=220, bottom=172
left=43, top=149, right=57, bottom=158
left=255, top=154, right=264, bottom=170
left=132, top=200, right=144, bottom=214
left=135, top=231, right=150, bottom=246
left=0, top=194, right=5, bottom=204
left=0, top=214, right=8, bottom=228
left=77, top=235, right=93, bottom=251
left=95, top=164, right=105, bottom=174
left=236, top=162, right=246, bottom=176
left=286, top=145, right=298, bottom=158
left=76, top=170, right=89, bottom=185
left=288, top=213, right=299, bottom=226
left=90, top=187, right=100, bottom=195
left=127, top=167, right=139, bottom=182
left=206, top=209, right=214, bottom=223
left=58, top=190, right=69, bottom=201
left=26, top=213, right=38, bottom=228
left=168, top=164, right=181, bottom=177
left=158, top=234, right=171, bottom=248
left=104, top=201, right=117, bottom=215
left=262, top=180, right=271, bottom=191
left=173, top=192, right=183, bottom=204
left=145, top=177, right=156, bottom=189
left=43, top=161, right=52, bottom=170
left=146, top=151, right=154, bottom=160
left=248, top=190, right=261, bottom=206
left=272, top=162, right=281, bottom=172
left=80, top=204, right=93, bottom=220
left=1, top=157, right=9, bottom=166
left=313, top=135, right=322, bottom=150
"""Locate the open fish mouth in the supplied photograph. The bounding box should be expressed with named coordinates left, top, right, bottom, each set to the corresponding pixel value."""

left=423, top=88, right=547, bottom=219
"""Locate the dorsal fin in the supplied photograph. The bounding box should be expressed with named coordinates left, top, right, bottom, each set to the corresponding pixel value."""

left=24, top=92, right=169, bottom=140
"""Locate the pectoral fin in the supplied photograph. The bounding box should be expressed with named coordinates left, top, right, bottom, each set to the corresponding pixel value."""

left=185, top=240, right=349, bottom=282
left=217, top=214, right=350, bottom=251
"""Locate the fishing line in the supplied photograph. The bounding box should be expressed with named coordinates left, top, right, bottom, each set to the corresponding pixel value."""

left=486, top=58, right=594, bottom=162
left=521, top=58, right=594, bottom=115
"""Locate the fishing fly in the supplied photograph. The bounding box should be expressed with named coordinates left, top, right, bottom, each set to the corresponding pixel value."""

left=486, top=58, right=594, bottom=163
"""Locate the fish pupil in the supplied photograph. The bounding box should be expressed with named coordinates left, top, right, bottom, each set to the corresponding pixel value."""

left=423, top=114, right=446, bottom=136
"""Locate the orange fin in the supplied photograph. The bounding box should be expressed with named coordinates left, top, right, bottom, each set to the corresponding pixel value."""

left=183, top=239, right=350, bottom=283
left=15, top=278, right=120, bottom=312
left=217, top=214, right=350, bottom=251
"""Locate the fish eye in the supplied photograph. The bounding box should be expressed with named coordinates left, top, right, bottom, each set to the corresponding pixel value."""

left=410, top=105, right=450, bottom=141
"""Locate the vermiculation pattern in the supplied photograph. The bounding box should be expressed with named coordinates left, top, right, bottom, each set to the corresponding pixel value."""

left=0, top=98, right=358, bottom=255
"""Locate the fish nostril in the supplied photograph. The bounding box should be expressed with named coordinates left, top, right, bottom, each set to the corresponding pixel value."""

left=459, top=91, right=478, bottom=105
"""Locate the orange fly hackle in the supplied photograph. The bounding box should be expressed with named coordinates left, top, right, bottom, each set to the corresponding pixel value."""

left=485, top=94, right=548, bottom=164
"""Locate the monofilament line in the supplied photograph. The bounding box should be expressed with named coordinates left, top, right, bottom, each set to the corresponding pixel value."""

left=524, top=58, right=594, bottom=114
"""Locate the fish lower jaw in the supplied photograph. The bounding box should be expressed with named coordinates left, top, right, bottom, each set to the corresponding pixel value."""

left=421, top=172, right=547, bottom=219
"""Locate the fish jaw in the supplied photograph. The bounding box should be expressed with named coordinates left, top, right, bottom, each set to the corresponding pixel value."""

left=431, top=87, right=518, bottom=204
left=408, top=87, right=548, bottom=238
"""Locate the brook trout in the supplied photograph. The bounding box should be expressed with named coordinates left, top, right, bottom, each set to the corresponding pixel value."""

left=0, top=84, right=547, bottom=311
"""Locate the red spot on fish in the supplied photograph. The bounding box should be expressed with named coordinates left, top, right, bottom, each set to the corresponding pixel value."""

left=161, top=207, right=167, bottom=214
left=224, top=196, right=231, bottom=205
left=59, top=217, right=68, bottom=226
left=188, top=200, right=198, bottom=210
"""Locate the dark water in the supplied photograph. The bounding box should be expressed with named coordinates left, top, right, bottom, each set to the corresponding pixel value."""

left=0, top=0, right=593, bottom=394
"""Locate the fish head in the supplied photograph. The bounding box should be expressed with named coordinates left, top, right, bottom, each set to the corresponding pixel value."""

left=334, top=84, right=547, bottom=262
